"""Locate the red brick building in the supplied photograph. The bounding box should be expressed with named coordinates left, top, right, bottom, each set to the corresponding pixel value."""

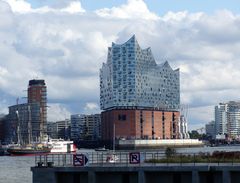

left=28, top=79, right=47, bottom=141
left=101, top=109, right=180, bottom=141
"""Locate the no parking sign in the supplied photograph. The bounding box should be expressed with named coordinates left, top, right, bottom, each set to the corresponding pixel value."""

left=73, top=154, right=88, bottom=166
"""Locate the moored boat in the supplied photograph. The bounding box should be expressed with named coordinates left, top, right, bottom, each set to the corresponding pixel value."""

left=47, top=139, right=76, bottom=153
left=0, top=148, right=4, bottom=156
left=95, top=146, right=109, bottom=152
left=7, top=144, right=51, bottom=155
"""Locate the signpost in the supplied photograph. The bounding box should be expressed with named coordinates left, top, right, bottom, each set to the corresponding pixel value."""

left=73, top=154, right=88, bottom=166
left=129, top=152, right=141, bottom=164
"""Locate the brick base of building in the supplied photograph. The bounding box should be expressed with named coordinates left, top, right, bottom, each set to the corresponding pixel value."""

left=101, top=109, right=180, bottom=141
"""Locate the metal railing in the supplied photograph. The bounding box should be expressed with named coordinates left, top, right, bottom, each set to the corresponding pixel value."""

left=34, top=151, right=240, bottom=167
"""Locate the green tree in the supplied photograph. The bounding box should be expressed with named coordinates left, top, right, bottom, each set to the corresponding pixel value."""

left=165, top=147, right=176, bottom=158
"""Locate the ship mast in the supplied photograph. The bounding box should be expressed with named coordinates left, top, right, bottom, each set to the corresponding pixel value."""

left=28, top=105, right=32, bottom=144
left=16, top=110, right=21, bottom=145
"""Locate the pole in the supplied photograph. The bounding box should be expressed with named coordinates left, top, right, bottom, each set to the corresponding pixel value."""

left=28, top=105, right=32, bottom=144
left=113, top=122, right=115, bottom=152
left=16, top=110, right=21, bottom=145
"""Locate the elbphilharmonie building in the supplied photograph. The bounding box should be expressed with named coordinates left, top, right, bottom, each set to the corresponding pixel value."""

left=100, top=36, right=181, bottom=141
left=100, top=35, right=180, bottom=111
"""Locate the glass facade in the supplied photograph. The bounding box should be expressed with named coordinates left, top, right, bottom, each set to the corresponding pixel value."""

left=100, top=35, right=180, bottom=111
left=70, top=114, right=101, bottom=140
left=215, top=101, right=240, bottom=138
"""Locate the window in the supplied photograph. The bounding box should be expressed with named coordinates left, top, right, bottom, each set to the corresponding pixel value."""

left=118, top=114, right=126, bottom=121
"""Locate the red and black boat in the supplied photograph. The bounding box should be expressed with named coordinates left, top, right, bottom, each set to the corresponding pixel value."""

left=7, top=145, right=51, bottom=156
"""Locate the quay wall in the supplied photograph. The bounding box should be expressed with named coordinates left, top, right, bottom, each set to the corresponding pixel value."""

left=31, top=165, right=240, bottom=183
left=117, top=139, right=204, bottom=149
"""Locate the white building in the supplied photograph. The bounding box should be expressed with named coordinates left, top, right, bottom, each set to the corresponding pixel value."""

left=215, top=101, right=240, bottom=138
left=228, top=102, right=240, bottom=137
left=178, top=115, right=189, bottom=139
left=215, top=103, right=228, bottom=136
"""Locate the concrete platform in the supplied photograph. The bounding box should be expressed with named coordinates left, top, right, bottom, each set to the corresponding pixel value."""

left=32, top=164, right=240, bottom=183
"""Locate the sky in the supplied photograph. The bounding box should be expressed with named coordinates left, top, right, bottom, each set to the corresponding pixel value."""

left=0, top=0, right=240, bottom=130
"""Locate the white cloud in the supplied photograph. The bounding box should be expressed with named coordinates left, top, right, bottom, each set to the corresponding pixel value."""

left=83, top=102, right=100, bottom=115
left=1, top=0, right=240, bottom=128
left=95, top=0, right=158, bottom=20
left=61, top=1, right=85, bottom=14
left=47, top=103, right=71, bottom=121
left=84, top=103, right=99, bottom=111
left=188, top=105, right=214, bottom=131
left=3, top=0, right=85, bottom=13
left=4, top=0, right=31, bottom=13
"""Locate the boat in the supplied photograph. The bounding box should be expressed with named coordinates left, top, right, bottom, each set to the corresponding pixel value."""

left=47, top=139, right=76, bottom=153
left=6, top=105, right=52, bottom=156
left=0, top=148, right=4, bottom=156
left=7, top=144, right=51, bottom=155
left=95, top=146, right=109, bottom=152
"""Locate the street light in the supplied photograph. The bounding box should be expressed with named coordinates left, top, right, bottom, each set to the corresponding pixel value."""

left=113, top=122, right=115, bottom=151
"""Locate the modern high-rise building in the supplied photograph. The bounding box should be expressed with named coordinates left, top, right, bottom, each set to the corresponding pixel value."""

left=215, top=103, right=228, bottom=136
left=56, top=119, right=71, bottom=140
left=47, top=120, right=71, bottom=140
left=215, top=101, right=240, bottom=138
left=205, top=121, right=215, bottom=138
left=100, top=36, right=180, bottom=141
left=28, top=79, right=47, bottom=141
left=227, top=102, right=240, bottom=137
left=70, top=114, right=82, bottom=140
left=47, top=122, right=58, bottom=139
left=5, top=79, right=47, bottom=144
left=71, top=114, right=101, bottom=141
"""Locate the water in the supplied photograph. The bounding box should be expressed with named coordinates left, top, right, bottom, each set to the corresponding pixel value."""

left=0, top=156, right=34, bottom=183
left=1, top=146, right=240, bottom=183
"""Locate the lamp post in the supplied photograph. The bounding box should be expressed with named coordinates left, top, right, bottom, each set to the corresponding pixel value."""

left=113, top=122, right=115, bottom=151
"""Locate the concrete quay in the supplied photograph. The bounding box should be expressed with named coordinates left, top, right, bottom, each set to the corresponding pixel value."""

left=31, top=164, right=240, bottom=183
left=117, top=139, right=204, bottom=149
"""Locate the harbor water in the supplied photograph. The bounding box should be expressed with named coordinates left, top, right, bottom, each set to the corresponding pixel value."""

left=1, top=146, right=240, bottom=183
left=0, top=156, right=34, bottom=183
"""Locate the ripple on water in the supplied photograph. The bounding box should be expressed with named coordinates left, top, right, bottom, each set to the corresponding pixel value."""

left=0, top=156, right=34, bottom=183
